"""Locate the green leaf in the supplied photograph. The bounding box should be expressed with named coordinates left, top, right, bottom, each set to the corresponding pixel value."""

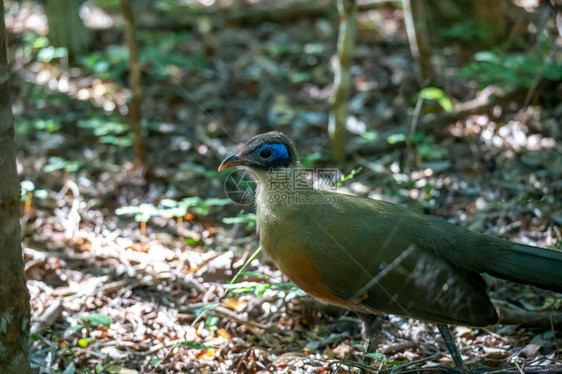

left=43, top=156, right=82, bottom=173
left=202, top=198, right=232, bottom=206
left=34, top=189, right=48, bottom=199
left=229, top=246, right=262, bottom=285
left=180, top=197, right=202, bottom=207
left=300, top=152, right=323, bottom=168
left=37, top=46, right=68, bottom=62
left=474, top=51, right=501, bottom=63
left=222, top=213, right=257, bottom=228
left=177, top=341, right=216, bottom=350
left=21, top=180, right=35, bottom=193
left=62, top=361, right=76, bottom=374
left=239, top=271, right=271, bottom=280
left=364, top=352, right=386, bottom=360
left=205, top=316, right=219, bottom=331
left=159, top=198, right=178, bottom=208
left=33, top=119, right=61, bottom=132
left=335, top=167, right=363, bottom=187
left=185, top=237, right=203, bottom=246
left=31, top=36, right=49, bottom=49
left=100, top=134, right=133, bottom=147
left=360, top=131, right=378, bottom=142
left=161, top=206, right=187, bottom=218
left=417, top=143, right=446, bottom=160
left=223, top=281, right=271, bottom=296
left=387, top=133, right=406, bottom=144
left=194, top=303, right=220, bottom=317
left=419, top=87, right=453, bottom=112
left=81, top=313, right=112, bottom=327
left=105, top=365, right=138, bottom=374
left=388, top=359, right=409, bottom=366
left=64, top=323, right=85, bottom=335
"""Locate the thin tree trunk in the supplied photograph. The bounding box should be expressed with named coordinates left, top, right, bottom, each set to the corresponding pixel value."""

left=472, top=0, right=505, bottom=48
left=0, top=2, right=31, bottom=372
left=120, top=0, right=147, bottom=163
left=329, top=0, right=357, bottom=164
left=403, top=0, right=434, bottom=85
left=44, top=0, right=92, bottom=58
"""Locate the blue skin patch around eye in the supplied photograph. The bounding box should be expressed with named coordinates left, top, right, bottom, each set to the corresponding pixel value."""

left=254, top=144, right=289, bottom=160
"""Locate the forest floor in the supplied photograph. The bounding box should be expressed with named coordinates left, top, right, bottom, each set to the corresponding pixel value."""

left=5, top=0, right=562, bottom=373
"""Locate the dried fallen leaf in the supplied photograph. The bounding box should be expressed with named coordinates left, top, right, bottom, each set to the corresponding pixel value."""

left=520, top=343, right=541, bottom=358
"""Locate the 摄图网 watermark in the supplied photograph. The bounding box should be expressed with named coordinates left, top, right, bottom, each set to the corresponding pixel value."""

left=224, top=168, right=340, bottom=205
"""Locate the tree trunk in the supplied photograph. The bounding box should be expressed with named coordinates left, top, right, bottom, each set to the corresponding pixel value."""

left=329, top=0, right=357, bottom=164
left=424, top=0, right=506, bottom=50
left=44, top=0, right=92, bottom=58
left=403, top=0, right=435, bottom=85
left=0, top=2, right=31, bottom=373
left=120, top=0, right=147, bottom=163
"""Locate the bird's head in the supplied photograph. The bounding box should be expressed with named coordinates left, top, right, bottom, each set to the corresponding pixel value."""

left=218, top=131, right=298, bottom=173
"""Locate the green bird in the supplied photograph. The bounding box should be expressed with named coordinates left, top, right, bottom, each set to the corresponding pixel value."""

left=219, top=131, right=562, bottom=368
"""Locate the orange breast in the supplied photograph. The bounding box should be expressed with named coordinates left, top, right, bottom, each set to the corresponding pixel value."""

left=274, top=248, right=355, bottom=309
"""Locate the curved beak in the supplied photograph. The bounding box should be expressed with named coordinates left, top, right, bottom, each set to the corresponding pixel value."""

left=218, top=153, right=246, bottom=171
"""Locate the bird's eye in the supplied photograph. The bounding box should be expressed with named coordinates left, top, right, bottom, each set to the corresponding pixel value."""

left=258, top=148, right=272, bottom=159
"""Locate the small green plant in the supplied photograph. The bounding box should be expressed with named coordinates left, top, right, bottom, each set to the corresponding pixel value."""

left=226, top=246, right=300, bottom=296
left=139, top=31, right=206, bottom=78
left=222, top=212, right=256, bottom=229
left=65, top=312, right=112, bottom=334
left=43, top=156, right=86, bottom=173
left=387, top=133, right=446, bottom=160
left=149, top=341, right=216, bottom=368
left=116, top=197, right=231, bottom=247
left=364, top=352, right=409, bottom=367
left=37, top=326, right=90, bottom=374
left=63, top=313, right=112, bottom=351
left=178, top=341, right=216, bottom=349
left=490, top=195, right=546, bottom=207
left=300, top=152, right=324, bottom=168
left=20, top=180, right=48, bottom=216
left=205, top=315, right=220, bottom=332
left=116, top=197, right=231, bottom=222
left=21, top=32, right=68, bottom=63
left=461, top=47, right=562, bottom=89
left=37, top=46, right=68, bottom=63
left=439, top=19, right=492, bottom=42
left=224, top=279, right=299, bottom=297
left=387, top=133, right=408, bottom=144
left=20, top=180, right=48, bottom=201
left=334, top=166, right=363, bottom=187
left=79, top=45, right=129, bottom=80
left=78, top=117, right=132, bottom=147
left=418, top=87, right=453, bottom=113
left=16, top=118, right=62, bottom=135
left=356, top=130, right=379, bottom=144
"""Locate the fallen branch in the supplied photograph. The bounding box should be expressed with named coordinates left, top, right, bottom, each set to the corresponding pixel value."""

left=416, top=85, right=524, bottom=133
left=352, top=85, right=525, bottom=156
left=497, top=305, right=562, bottom=329
left=211, top=305, right=270, bottom=332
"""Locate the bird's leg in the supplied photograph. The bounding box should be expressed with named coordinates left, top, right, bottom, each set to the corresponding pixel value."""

left=436, top=324, right=465, bottom=368
left=358, top=313, right=383, bottom=359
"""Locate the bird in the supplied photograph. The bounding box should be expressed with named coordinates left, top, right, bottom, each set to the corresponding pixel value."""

left=218, top=131, right=562, bottom=368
